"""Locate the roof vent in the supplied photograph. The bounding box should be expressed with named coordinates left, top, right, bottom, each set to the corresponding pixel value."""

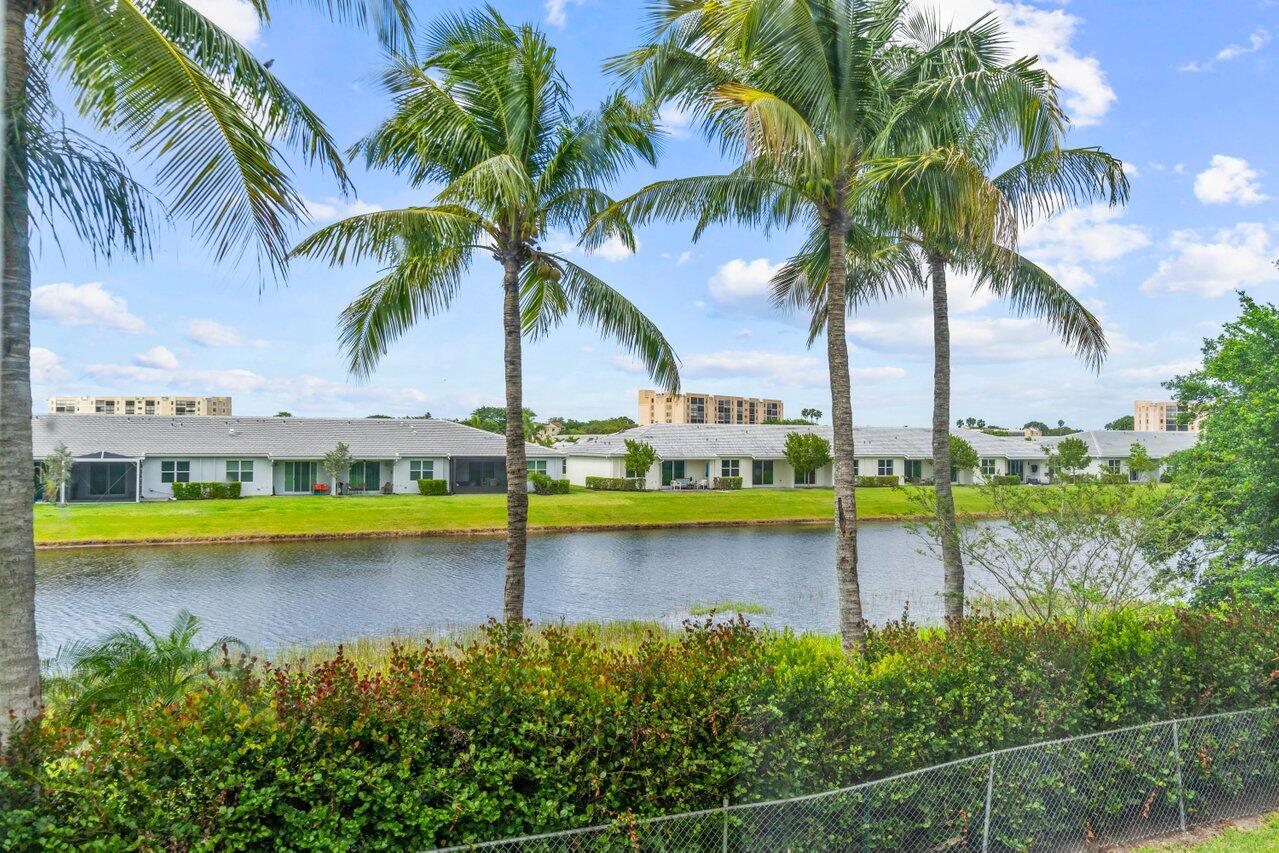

left=228, top=428, right=240, bottom=436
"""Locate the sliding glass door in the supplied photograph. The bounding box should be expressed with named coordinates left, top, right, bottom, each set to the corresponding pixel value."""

left=348, top=461, right=382, bottom=493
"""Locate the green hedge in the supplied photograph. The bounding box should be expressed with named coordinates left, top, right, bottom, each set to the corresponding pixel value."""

left=854, top=475, right=898, bottom=487
left=6, top=608, right=1279, bottom=849
left=990, top=475, right=1022, bottom=485
left=585, top=476, right=642, bottom=491
left=171, top=481, right=242, bottom=500
left=1099, top=472, right=1130, bottom=485
left=530, top=472, right=570, bottom=495
left=713, top=476, right=743, bottom=490
left=417, top=479, right=448, bottom=496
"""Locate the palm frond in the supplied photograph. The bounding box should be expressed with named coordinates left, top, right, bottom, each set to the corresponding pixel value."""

left=291, top=206, right=486, bottom=266
left=994, top=147, right=1130, bottom=225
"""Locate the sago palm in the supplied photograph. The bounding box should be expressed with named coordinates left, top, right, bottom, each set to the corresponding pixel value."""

left=601, top=0, right=1039, bottom=652
left=293, top=9, right=680, bottom=623
left=1, top=0, right=411, bottom=742
left=860, top=13, right=1128, bottom=620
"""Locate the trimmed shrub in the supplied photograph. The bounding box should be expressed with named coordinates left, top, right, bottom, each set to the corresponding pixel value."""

left=417, top=479, right=448, bottom=496
left=854, top=475, right=898, bottom=488
left=1099, top=473, right=1129, bottom=485
left=713, top=476, right=743, bottom=490
left=990, top=475, right=1022, bottom=486
left=585, top=476, right=642, bottom=491
left=7, top=609, right=1279, bottom=849
left=528, top=472, right=568, bottom=495
left=171, top=481, right=241, bottom=500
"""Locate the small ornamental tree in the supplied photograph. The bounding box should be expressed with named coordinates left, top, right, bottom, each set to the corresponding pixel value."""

left=321, top=442, right=353, bottom=497
left=1126, top=442, right=1160, bottom=481
left=784, top=432, right=832, bottom=483
left=1051, top=437, right=1092, bottom=477
left=41, top=443, right=74, bottom=506
left=949, top=435, right=979, bottom=479
left=623, top=440, right=658, bottom=482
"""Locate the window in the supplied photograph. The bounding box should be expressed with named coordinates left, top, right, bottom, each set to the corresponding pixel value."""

left=94, top=399, right=116, bottom=414
left=527, top=459, right=548, bottom=475
left=689, top=397, right=706, bottom=424
left=904, top=459, right=922, bottom=480
left=144, top=400, right=156, bottom=414
left=283, top=461, right=317, bottom=492
left=950, top=467, right=959, bottom=484
left=160, top=460, right=190, bottom=483
left=766, top=402, right=779, bottom=420
left=124, top=400, right=135, bottom=414
left=410, top=460, right=434, bottom=481
left=1007, top=460, right=1024, bottom=477
left=1106, top=458, right=1122, bottom=474
left=752, top=459, right=773, bottom=485
left=721, top=459, right=741, bottom=477
left=795, top=468, right=815, bottom=485
left=348, top=461, right=380, bottom=491
left=175, top=399, right=198, bottom=415
left=226, top=459, right=254, bottom=482
left=716, top=399, right=732, bottom=423
left=853, top=459, right=860, bottom=476
left=980, top=458, right=997, bottom=478
left=661, top=460, right=685, bottom=486
left=877, top=459, right=894, bottom=477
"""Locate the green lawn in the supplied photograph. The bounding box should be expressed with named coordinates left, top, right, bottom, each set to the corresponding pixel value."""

left=33, top=485, right=999, bottom=545
left=1134, top=813, right=1279, bottom=851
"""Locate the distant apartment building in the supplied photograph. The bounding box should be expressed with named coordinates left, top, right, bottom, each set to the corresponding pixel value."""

left=1133, top=400, right=1199, bottom=432
left=48, top=395, right=233, bottom=417
left=638, top=389, right=783, bottom=426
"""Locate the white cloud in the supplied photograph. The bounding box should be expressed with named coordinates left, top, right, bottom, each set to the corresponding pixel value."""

left=32, top=282, right=147, bottom=334
left=676, top=250, right=693, bottom=266
left=589, top=234, right=638, bottom=262
left=1193, top=155, right=1269, bottom=206
left=1141, top=223, right=1279, bottom=298
left=682, top=348, right=905, bottom=388
left=84, top=362, right=432, bottom=409
left=1105, top=360, right=1200, bottom=387
left=133, top=346, right=180, bottom=370
left=1180, top=27, right=1270, bottom=72
left=1021, top=205, right=1151, bottom=266
left=658, top=102, right=694, bottom=139
left=304, top=196, right=383, bottom=222
left=925, top=1, right=1115, bottom=125
left=609, top=354, right=646, bottom=373
left=545, top=0, right=585, bottom=28
left=707, top=257, right=783, bottom=312
left=184, top=319, right=268, bottom=348
left=30, top=347, right=67, bottom=384
left=186, top=0, right=261, bottom=45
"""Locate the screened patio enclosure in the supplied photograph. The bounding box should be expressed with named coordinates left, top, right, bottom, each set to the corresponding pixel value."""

left=66, top=452, right=139, bottom=502
left=451, top=457, right=506, bottom=494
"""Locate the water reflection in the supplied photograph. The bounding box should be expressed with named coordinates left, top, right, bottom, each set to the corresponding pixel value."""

left=36, top=522, right=992, bottom=654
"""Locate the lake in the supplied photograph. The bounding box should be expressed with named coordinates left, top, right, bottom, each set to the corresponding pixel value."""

left=35, top=522, right=994, bottom=655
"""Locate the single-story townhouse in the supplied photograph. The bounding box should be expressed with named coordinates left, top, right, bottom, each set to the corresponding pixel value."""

left=556, top=424, right=1198, bottom=489
left=31, top=415, right=564, bottom=502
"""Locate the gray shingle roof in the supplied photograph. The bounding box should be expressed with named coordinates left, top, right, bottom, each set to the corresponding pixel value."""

left=31, top=415, right=562, bottom=460
left=1039, top=429, right=1199, bottom=458
left=556, top=424, right=1062, bottom=460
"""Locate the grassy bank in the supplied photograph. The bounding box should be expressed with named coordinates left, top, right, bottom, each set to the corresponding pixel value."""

left=33, top=485, right=1000, bottom=546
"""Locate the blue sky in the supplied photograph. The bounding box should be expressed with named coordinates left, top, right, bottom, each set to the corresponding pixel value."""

left=28, top=0, right=1279, bottom=427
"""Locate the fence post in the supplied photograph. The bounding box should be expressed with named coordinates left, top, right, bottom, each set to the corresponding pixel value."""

left=981, top=754, right=996, bottom=853
left=721, top=796, right=728, bottom=853
left=1171, top=720, right=1187, bottom=833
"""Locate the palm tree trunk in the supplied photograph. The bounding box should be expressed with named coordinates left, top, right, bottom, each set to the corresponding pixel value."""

left=825, top=204, right=865, bottom=653
left=501, top=257, right=528, bottom=623
left=928, top=249, right=964, bottom=621
left=1, top=1, right=43, bottom=746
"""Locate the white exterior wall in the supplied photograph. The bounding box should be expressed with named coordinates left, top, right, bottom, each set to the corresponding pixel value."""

left=563, top=455, right=621, bottom=486
left=141, top=455, right=272, bottom=500
left=390, top=457, right=451, bottom=494
left=527, top=456, right=565, bottom=482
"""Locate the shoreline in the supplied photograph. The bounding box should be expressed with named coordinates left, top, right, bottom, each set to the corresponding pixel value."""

left=34, top=512, right=1004, bottom=550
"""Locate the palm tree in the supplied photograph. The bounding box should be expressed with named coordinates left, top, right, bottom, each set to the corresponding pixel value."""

left=860, top=14, right=1128, bottom=620
left=45, top=610, right=245, bottom=722
left=600, top=0, right=1027, bottom=652
left=2, top=0, right=411, bottom=743
left=292, top=9, right=680, bottom=623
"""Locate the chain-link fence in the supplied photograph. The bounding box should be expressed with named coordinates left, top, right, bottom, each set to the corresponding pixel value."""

left=433, top=706, right=1279, bottom=851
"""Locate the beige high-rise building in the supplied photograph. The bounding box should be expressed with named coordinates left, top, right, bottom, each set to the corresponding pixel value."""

left=48, top=395, right=233, bottom=416
left=638, top=389, right=782, bottom=426
left=1133, top=400, right=1199, bottom=432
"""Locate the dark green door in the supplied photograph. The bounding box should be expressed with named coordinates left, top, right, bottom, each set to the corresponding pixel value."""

left=661, top=460, right=685, bottom=486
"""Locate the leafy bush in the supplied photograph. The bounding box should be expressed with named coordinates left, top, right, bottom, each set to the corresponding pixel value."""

left=529, top=473, right=570, bottom=495
left=1099, top=473, right=1129, bottom=485
left=713, top=476, right=743, bottom=490
left=854, top=475, right=898, bottom=488
left=585, top=476, right=642, bottom=491
left=990, top=475, right=1022, bottom=486
left=171, top=481, right=241, bottom=500
left=417, top=478, right=448, bottom=496
left=7, top=610, right=1279, bottom=848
